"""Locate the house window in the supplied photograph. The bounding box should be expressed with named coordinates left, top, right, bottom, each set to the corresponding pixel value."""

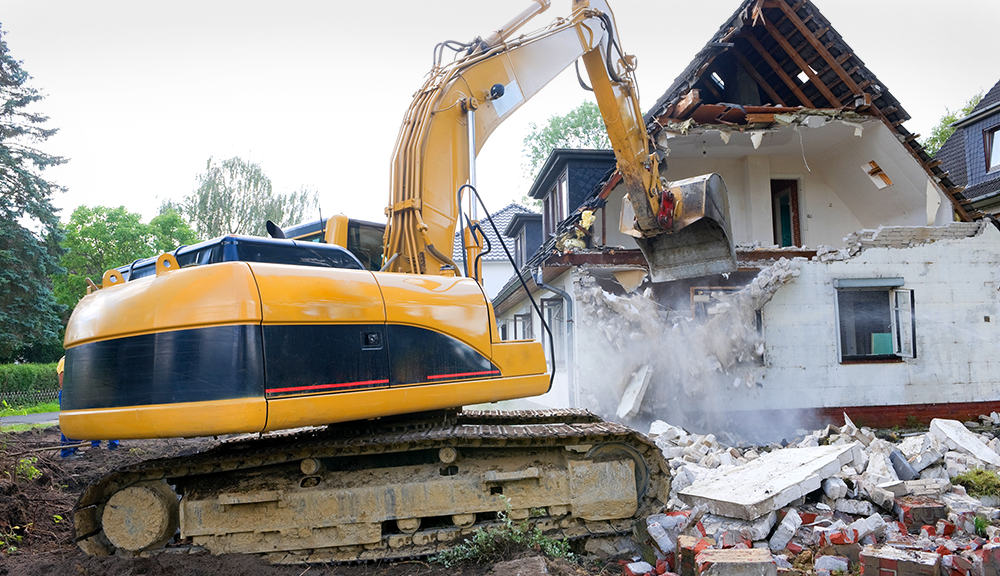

left=542, top=170, right=570, bottom=237
left=499, top=322, right=508, bottom=341
left=541, top=298, right=565, bottom=365
left=835, top=278, right=915, bottom=362
left=771, top=180, right=800, bottom=247
left=986, top=126, right=1000, bottom=172
left=514, top=232, right=523, bottom=269
left=513, top=313, right=533, bottom=340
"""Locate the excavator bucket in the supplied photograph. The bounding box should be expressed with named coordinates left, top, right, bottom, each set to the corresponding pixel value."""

left=627, top=173, right=737, bottom=283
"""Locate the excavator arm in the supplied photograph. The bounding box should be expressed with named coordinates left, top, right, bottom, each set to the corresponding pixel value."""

left=384, top=0, right=736, bottom=282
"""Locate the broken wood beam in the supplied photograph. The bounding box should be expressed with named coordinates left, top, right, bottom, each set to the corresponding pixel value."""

left=759, top=13, right=842, bottom=107
left=741, top=34, right=815, bottom=107
left=675, top=89, right=703, bottom=119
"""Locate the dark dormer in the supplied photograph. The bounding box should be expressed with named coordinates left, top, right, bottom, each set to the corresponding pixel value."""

left=503, top=211, right=542, bottom=270
left=527, top=149, right=616, bottom=239
left=938, top=79, right=1000, bottom=214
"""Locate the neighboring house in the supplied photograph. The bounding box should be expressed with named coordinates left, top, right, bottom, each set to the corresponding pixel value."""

left=490, top=0, right=997, bottom=439
left=452, top=202, right=540, bottom=299
left=936, top=79, right=1000, bottom=215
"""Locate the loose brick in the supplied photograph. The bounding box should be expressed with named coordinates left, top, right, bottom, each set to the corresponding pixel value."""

left=861, top=545, right=941, bottom=576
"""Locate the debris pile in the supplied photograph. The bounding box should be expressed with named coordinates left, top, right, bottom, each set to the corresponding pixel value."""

left=622, top=416, right=1000, bottom=576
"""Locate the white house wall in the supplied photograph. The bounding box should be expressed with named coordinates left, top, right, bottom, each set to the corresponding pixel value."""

left=597, top=120, right=951, bottom=251
left=755, top=224, right=1000, bottom=415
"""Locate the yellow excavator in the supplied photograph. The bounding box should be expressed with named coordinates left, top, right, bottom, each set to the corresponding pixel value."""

left=61, top=0, right=734, bottom=563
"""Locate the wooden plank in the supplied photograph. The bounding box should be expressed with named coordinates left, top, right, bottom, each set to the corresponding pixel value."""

left=740, top=34, right=815, bottom=107
left=674, top=89, right=702, bottom=119
left=746, top=113, right=776, bottom=123
left=759, top=13, right=842, bottom=107
left=732, top=49, right=787, bottom=106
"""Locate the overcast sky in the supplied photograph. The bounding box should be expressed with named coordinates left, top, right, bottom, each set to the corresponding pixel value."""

left=3, top=0, right=998, bottom=226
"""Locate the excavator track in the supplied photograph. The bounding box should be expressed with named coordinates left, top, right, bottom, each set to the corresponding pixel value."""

left=73, top=409, right=669, bottom=564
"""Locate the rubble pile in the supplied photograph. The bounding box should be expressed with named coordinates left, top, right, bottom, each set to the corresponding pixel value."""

left=621, top=416, right=1000, bottom=576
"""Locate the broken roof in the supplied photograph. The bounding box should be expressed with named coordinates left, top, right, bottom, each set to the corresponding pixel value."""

left=640, top=0, right=975, bottom=220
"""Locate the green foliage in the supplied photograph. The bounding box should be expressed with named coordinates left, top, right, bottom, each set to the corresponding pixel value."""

left=432, top=497, right=573, bottom=567
left=522, top=100, right=610, bottom=183
left=0, top=400, right=59, bottom=417
left=0, top=26, right=67, bottom=365
left=953, top=468, right=1000, bottom=498
left=924, top=92, right=983, bottom=157
left=179, top=157, right=319, bottom=238
left=975, top=516, right=989, bottom=538
left=53, top=205, right=197, bottom=309
left=0, top=363, right=58, bottom=395
left=0, top=524, right=24, bottom=554
left=148, top=207, right=199, bottom=253
left=14, top=456, right=40, bottom=482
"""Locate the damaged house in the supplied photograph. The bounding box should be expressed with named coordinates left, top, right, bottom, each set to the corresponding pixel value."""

left=492, top=0, right=1000, bottom=441
left=936, top=78, right=1000, bottom=216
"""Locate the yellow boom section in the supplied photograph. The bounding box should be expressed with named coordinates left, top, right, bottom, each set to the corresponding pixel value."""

left=384, top=0, right=663, bottom=276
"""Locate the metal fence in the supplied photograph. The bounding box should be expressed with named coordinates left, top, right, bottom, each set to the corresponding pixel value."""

left=0, top=388, right=59, bottom=407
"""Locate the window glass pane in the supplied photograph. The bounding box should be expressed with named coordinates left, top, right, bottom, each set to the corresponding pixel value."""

left=838, top=289, right=892, bottom=359
left=347, top=222, right=385, bottom=271
left=990, top=130, right=1000, bottom=170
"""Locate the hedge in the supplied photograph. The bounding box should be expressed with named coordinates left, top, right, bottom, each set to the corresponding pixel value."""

left=0, top=363, right=59, bottom=397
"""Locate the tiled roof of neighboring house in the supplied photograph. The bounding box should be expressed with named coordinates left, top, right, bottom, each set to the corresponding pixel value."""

left=937, top=79, right=1000, bottom=204
left=452, top=202, right=538, bottom=262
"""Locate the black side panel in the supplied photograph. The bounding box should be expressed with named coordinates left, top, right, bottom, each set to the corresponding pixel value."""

left=63, top=325, right=265, bottom=410
left=263, top=324, right=389, bottom=398
left=387, top=325, right=498, bottom=385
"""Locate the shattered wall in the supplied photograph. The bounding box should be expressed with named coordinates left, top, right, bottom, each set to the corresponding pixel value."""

left=569, top=221, right=1000, bottom=444
left=573, top=259, right=802, bottom=444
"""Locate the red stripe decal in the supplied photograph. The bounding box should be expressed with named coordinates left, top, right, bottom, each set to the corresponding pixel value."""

left=266, top=379, right=389, bottom=394
left=426, top=370, right=500, bottom=381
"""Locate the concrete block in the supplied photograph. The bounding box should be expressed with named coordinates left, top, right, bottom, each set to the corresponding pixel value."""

left=904, top=479, right=950, bottom=497
left=679, top=444, right=862, bottom=521
left=878, top=481, right=909, bottom=497
left=769, top=509, right=801, bottom=552
left=702, top=512, right=777, bottom=542
left=696, top=548, right=777, bottom=576
left=861, top=545, right=941, bottom=576
left=929, top=419, right=1000, bottom=468
left=651, top=421, right=687, bottom=441
left=625, top=560, right=656, bottom=576
left=823, top=478, right=849, bottom=500
left=891, top=450, right=919, bottom=481
left=815, top=555, right=850, bottom=574
left=895, top=496, right=948, bottom=533
left=835, top=498, right=875, bottom=516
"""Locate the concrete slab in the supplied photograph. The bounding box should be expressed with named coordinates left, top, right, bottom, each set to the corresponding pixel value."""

left=929, top=419, right=1000, bottom=468
left=696, top=548, right=777, bottom=576
left=679, top=444, right=863, bottom=521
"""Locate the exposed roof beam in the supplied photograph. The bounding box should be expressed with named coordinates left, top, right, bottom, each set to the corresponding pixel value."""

left=739, top=34, right=815, bottom=107
left=758, top=12, right=842, bottom=107
left=732, top=49, right=787, bottom=106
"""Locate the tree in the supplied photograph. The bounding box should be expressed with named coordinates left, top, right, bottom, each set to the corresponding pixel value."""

left=0, top=25, right=67, bottom=363
left=54, top=206, right=154, bottom=309
left=181, top=157, right=319, bottom=238
left=522, top=100, right=610, bottom=182
left=148, top=207, right=198, bottom=253
left=924, top=92, right=983, bottom=157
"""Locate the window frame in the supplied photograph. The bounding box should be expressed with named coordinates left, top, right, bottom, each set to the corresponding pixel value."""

left=541, top=297, right=565, bottom=367
left=985, top=125, right=1000, bottom=173
left=833, top=278, right=915, bottom=364
left=513, top=313, right=533, bottom=340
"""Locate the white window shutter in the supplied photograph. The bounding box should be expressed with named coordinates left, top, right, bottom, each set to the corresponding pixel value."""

left=891, top=289, right=915, bottom=358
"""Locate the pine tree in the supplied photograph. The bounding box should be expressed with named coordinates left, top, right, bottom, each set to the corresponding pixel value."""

left=0, top=24, right=67, bottom=363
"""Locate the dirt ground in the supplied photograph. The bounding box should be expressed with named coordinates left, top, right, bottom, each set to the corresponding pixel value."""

left=0, top=426, right=611, bottom=576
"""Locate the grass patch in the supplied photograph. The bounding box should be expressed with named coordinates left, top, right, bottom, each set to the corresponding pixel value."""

left=0, top=400, right=59, bottom=418
left=0, top=423, right=57, bottom=433
left=953, top=468, right=1000, bottom=498
left=432, top=497, right=573, bottom=567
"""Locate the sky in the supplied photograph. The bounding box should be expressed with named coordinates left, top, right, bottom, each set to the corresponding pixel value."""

left=2, top=0, right=999, bottom=226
